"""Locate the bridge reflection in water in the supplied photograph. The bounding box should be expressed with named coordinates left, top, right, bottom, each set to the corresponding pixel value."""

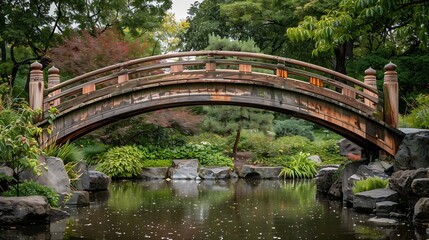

left=29, top=51, right=404, bottom=156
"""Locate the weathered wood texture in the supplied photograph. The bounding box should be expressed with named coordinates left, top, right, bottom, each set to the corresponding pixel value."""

left=32, top=51, right=404, bottom=155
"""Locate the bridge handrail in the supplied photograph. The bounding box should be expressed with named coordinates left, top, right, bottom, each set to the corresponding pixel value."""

left=45, top=51, right=378, bottom=95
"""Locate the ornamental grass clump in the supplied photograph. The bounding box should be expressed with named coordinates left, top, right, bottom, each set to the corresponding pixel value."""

left=352, top=177, right=388, bottom=194
left=278, top=152, right=318, bottom=179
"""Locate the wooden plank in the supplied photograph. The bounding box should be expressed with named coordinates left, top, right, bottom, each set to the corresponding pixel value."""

left=82, top=83, right=95, bottom=94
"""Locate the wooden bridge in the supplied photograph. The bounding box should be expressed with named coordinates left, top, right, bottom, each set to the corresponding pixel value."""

left=29, top=51, right=404, bottom=156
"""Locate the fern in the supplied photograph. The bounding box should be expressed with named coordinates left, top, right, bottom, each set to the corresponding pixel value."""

left=279, top=152, right=318, bottom=179
left=352, top=177, right=388, bottom=193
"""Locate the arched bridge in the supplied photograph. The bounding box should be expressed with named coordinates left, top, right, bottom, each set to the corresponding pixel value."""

left=29, top=51, right=405, bottom=156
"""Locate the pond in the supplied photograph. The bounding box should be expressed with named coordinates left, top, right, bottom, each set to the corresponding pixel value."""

left=1, top=179, right=422, bottom=239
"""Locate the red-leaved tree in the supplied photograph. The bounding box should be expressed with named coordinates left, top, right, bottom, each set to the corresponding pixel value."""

left=48, top=29, right=149, bottom=78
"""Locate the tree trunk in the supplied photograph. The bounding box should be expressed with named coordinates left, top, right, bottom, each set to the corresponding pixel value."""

left=333, top=41, right=353, bottom=75
left=232, top=126, right=241, bottom=161
left=0, top=40, right=7, bottom=80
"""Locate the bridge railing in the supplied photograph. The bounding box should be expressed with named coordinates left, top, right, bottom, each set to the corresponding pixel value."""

left=29, top=51, right=398, bottom=127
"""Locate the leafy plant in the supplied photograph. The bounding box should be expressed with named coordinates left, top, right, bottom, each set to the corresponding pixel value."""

left=2, top=181, right=59, bottom=207
left=0, top=101, right=43, bottom=195
left=279, top=152, right=318, bottom=179
left=96, top=146, right=144, bottom=178
left=44, top=141, right=84, bottom=163
left=64, top=161, right=82, bottom=190
left=352, top=177, right=388, bottom=194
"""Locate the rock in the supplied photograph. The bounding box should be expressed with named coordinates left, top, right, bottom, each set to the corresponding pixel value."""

left=342, top=160, right=369, bottom=205
left=353, top=189, right=399, bottom=211
left=88, top=171, right=110, bottom=191
left=229, top=171, right=239, bottom=179
left=355, top=164, right=389, bottom=179
left=375, top=201, right=398, bottom=217
left=20, top=156, right=70, bottom=194
left=368, top=217, right=398, bottom=226
left=412, top=178, right=429, bottom=197
left=328, top=177, right=343, bottom=199
left=307, top=155, right=322, bottom=164
left=168, top=160, right=199, bottom=179
left=74, top=162, right=90, bottom=191
left=389, top=168, right=428, bottom=196
left=0, top=166, right=13, bottom=177
left=199, top=167, right=231, bottom=179
left=368, top=161, right=393, bottom=176
left=49, top=208, right=70, bottom=222
left=0, top=196, right=50, bottom=225
left=140, top=167, right=169, bottom=179
left=316, top=167, right=338, bottom=192
left=238, top=165, right=282, bottom=179
left=337, top=138, right=362, bottom=160
left=414, top=198, right=429, bottom=225
left=395, top=131, right=429, bottom=171
left=65, top=191, right=90, bottom=206
left=390, top=212, right=406, bottom=219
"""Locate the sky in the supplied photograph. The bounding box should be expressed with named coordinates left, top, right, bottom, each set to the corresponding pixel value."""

left=170, top=0, right=200, bottom=20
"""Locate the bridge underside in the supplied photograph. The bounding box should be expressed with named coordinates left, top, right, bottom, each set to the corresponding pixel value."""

left=42, top=78, right=404, bottom=156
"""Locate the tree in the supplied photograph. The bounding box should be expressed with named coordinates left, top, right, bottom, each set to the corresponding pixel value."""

left=154, top=13, right=190, bottom=54
left=201, top=36, right=274, bottom=160
left=48, top=28, right=151, bottom=77
left=0, top=0, right=172, bottom=89
left=287, top=0, right=429, bottom=74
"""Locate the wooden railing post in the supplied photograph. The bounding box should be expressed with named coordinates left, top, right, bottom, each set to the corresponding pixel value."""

left=29, top=61, right=44, bottom=121
left=118, top=69, right=129, bottom=83
left=383, top=62, right=399, bottom=128
left=364, top=67, right=377, bottom=110
left=47, top=66, right=61, bottom=108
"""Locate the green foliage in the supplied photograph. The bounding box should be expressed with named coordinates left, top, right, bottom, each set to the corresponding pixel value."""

left=187, top=133, right=228, bottom=150
left=279, top=152, right=318, bottom=179
left=0, top=102, right=43, bottom=182
left=274, top=118, right=315, bottom=141
left=138, top=144, right=234, bottom=168
left=201, top=106, right=274, bottom=135
left=402, top=94, right=429, bottom=129
left=44, top=142, right=84, bottom=163
left=3, top=181, right=59, bottom=207
left=205, top=34, right=260, bottom=52
left=96, top=146, right=144, bottom=179
left=102, top=120, right=187, bottom=148
left=352, top=177, right=388, bottom=194
left=233, top=130, right=273, bottom=152
left=141, top=160, right=173, bottom=168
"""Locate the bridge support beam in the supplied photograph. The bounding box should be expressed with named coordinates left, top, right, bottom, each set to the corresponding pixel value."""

left=383, top=62, right=399, bottom=129
left=29, top=62, right=44, bottom=121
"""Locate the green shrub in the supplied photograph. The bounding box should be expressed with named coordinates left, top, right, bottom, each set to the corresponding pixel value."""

left=274, top=119, right=315, bottom=141
left=44, top=141, right=84, bottom=163
left=3, top=181, right=59, bottom=207
left=96, top=146, right=144, bottom=178
left=81, top=143, right=108, bottom=166
left=402, top=94, right=429, bottom=129
left=279, top=152, right=318, bottom=179
left=141, top=160, right=173, bottom=168
left=352, top=177, right=388, bottom=194
left=233, top=130, right=272, bottom=152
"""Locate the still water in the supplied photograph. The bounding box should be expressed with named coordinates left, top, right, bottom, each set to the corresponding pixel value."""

left=1, top=180, right=422, bottom=239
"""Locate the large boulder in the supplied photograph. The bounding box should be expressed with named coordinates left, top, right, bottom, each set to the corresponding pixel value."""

left=395, top=131, right=429, bottom=171
left=353, top=189, right=399, bottom=211
left=20, top=156, right=70, bottom=194
left=74, top=162, right=90, bottom=191
left=316, top=167, right=338, bottom=192
left=411, top=178, right=429, bottom=197
left=375, top=201, right=398, bottom=217
left=238, top=165, right=282, bottom=179
left=168, top=159, right=199, bottom=179
left=414, top=197, right=429, bottom=226
left=140, top=167, right=169, bottom=179
left=65, top=191, right=90, bottom=206
left=0, top=196, right=50, bottom=225
left=88, top=171, right=110, bottom=191
left=328, top=178, right=343, bottom=199
left=199, top=167, right=231, bottom=179
left=389, top=168, right=428, bottom=196
left=341, top=160, right=369, bottom=205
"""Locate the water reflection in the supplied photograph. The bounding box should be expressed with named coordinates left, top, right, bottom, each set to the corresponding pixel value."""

left=0, top=180, right=421, bottom=239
